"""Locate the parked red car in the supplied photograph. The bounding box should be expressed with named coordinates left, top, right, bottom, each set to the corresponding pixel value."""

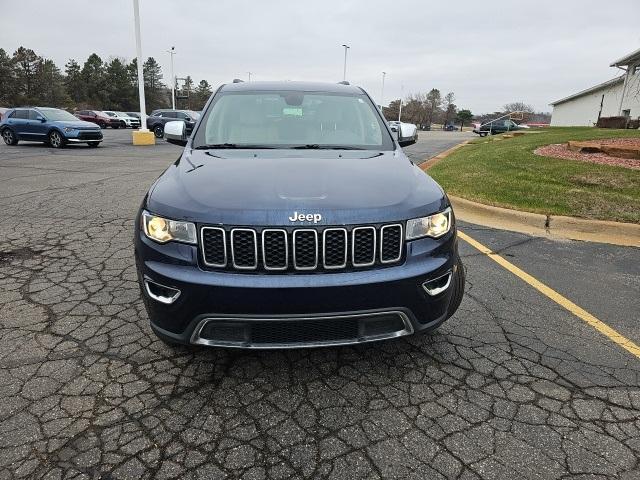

left=74, top=110, right=122, bottom=129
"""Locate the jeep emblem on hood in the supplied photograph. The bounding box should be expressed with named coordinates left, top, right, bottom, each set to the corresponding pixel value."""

left=289, top=211, right=322, bottom=223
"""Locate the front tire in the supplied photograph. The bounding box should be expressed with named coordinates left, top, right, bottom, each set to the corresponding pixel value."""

left=153, top=125, right=164, bottom=138
left=48, top=130, right=65, bottom=148
left=1, top=128, right=18, bottom=145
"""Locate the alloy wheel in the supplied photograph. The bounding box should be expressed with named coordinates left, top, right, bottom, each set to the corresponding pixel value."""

left=49, top=131, right=62, bottom=148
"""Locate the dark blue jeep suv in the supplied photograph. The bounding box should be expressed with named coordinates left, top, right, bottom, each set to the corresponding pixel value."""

left=135, top=81, right=464, bottom=349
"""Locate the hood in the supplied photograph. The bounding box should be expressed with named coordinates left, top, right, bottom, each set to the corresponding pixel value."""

left=52, top=120, right=101, bottom=130
left=147, top=149, right=448, bottom=226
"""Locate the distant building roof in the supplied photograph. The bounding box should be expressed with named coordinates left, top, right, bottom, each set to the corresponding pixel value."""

left=550, top=76, right=624, bottom=106
left=610, top=47, right=640, bottom=67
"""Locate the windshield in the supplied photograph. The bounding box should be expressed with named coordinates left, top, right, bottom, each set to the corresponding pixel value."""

left=39, top=108, right=81, bottom=122
left=187, top=111, right=200, bottom=119
left=103, top=111, right=116, bottom=117
left=192, top=91, right=392, bottom=150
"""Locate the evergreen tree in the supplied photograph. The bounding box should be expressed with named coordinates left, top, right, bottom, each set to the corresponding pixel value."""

left=105, top=57, right=135, bottom=110
left=12, top=47, right=40, bottom=105
left=81, top=53, right=107, bottom=108
left=193, top=79, right=213, bottom=110
left=142, top=57, right=168, bottom=111
left=64, top=59, right=84, bottom=104
left=36, top=59, right=71, bottom=107
left=0, top=48, right=16, bottom=106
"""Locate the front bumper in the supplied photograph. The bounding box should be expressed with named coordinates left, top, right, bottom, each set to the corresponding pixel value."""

left=65, top=130, right=103, bottom=142
left=135, top=225, right=459, bottom=348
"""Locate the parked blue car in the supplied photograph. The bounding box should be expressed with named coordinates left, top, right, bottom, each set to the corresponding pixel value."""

left=0, top=107, right=103, bottom=148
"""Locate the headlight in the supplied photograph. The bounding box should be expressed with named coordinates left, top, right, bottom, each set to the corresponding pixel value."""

left=406, top=208, right=452, bottom=240
left=142, top=211, right=197, bottom=244
left=63, top=127, right=75, bottom=133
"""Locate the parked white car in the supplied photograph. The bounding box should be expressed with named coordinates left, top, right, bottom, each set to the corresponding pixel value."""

left=103, top=111, right=141, bottom=129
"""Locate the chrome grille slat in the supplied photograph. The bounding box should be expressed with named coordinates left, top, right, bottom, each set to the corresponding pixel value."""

left=262, top=229, right=288, bottom=271
left=352, top=226, right=376, bottom=267
left=323, top=228, right=348, bottom=269
left=231, top=228, right=258, bottom=270
left=201, top=224, right=403, bottom=272
left=380, top=224, right=403, bottom=264
left=293, top=229, right=318, bottom=270
left=201, top=227, right=227, bottom=267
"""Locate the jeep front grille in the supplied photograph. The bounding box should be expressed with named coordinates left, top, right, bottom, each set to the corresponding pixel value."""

left=200, top=224, right=403, bottom=273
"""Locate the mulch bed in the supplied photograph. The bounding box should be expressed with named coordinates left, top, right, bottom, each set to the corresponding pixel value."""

left=534, top=138, right=640, bottom=170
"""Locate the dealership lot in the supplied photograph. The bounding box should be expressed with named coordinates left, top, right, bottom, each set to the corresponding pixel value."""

left=0, top=130, right=639, bottom=479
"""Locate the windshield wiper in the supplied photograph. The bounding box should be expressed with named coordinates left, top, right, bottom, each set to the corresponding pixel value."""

left=194, top=143, right=277, bottom=150
left=290, top=144, right=365, bottom=150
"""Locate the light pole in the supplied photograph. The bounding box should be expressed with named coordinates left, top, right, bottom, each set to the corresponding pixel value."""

left=132, top=0, right=147, bottom=132
left=341, top=44, right=350, bottom=81
left=247, top=71, right=252, bottom=81
left=398, top=84, right=404, bottom=122
left=380, top=71, right=386, bottom=107
left=168, top=46, right=176, bottom=109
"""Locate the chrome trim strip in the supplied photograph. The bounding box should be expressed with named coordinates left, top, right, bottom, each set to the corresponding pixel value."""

left=200, top=226, right=227, bottom=267
left=190, top=311, right=414, bottom=349
left=422, top=271, right=452, bottom=296
left=293, top=228, right=318, bottom=270
left=262, top=228, right=288, bottom=271
left=143, top=277, right=181, bottom=304
left=380, top=224, right=404, bottom=264
left=322, top=228, right=348, bottom=269
left=352, top=226, right=376, bottom=267
left=230, top=228, right=258, bottom=270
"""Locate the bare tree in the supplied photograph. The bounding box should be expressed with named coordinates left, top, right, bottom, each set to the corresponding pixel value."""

left=442, top=92, right=456, bottom=126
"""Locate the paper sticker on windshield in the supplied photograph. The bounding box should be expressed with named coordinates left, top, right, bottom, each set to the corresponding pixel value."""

left=282, top=107, right=303, bottom=116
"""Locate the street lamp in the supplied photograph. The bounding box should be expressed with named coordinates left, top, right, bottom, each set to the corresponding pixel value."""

left=247, top=71, right=252, bottom=81
left=341, top=44, right=350, bottom=81
left=381, top=71, right=386, bottom=107
left=168, top=46, right=176, bottom=109
left=398, top=84, right=404, bottom=122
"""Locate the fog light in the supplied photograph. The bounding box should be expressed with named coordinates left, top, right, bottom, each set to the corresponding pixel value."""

left=144, top=278, right=181, bottom=304
left=422, top=272, right=452, bottom=296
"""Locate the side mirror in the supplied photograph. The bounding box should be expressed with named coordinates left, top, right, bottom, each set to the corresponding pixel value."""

left=38, top=116, right=46, bottom=122
left=390, top=126, right=399, bottom=142
left=164, top=120, right=187, bottom=146
left=399, top=138, right=416, bottom=147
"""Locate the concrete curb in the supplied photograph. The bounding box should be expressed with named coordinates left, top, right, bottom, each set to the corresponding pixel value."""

left=417, top=139, right=640, bottom=247
left=449, top=195, right=640, bottom=247
left=418, top=140, right=471, bottom=170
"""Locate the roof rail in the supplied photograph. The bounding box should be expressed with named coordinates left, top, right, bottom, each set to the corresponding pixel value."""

left=337, top=81, right=350, bottom=85
left=232, top=78, right=244, bottom=83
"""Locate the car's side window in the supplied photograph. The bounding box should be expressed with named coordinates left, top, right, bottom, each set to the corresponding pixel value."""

left=28, top=110, right=41, bottom=120
left=165, top=112, right=178, bottom=119
left=13, top=110, right=29, bottom=119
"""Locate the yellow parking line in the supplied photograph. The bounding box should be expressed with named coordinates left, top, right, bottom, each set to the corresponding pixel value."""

left=458, top=230, right=640, bottom=359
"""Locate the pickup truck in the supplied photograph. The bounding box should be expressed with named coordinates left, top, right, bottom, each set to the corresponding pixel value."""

left=473, top=119, right=522, bottom=136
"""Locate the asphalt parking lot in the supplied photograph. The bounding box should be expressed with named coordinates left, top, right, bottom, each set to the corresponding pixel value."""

left=1, top=129, right=639, bottom=479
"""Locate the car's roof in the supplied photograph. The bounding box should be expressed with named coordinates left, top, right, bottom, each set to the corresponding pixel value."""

left=219, top=81, right=363, bottom=94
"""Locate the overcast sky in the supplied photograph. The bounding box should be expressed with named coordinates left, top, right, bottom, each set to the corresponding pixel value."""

left=2, top=0, right=639, bottom=113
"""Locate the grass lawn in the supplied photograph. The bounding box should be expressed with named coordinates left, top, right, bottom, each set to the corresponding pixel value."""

left=428, top=127, right=640, bottom=224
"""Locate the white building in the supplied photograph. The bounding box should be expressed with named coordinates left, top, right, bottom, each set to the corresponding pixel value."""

left=550, top=48, right=640, bottom=126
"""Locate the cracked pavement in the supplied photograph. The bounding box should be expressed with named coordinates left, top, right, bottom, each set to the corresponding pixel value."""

left=1, top=130, right=639, bottom=479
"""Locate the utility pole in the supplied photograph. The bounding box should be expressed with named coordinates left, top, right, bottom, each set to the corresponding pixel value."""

left=247, top=72, right=252, bottom=81
left=380, top=71, right=386, bottom=107
left=168, top=46, right=176, bottom=109
left=398, top=84, right=404, bottom=122
left=132, top=0, right=147, bottom=130
left=341, top=44, right=350, bottom=81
